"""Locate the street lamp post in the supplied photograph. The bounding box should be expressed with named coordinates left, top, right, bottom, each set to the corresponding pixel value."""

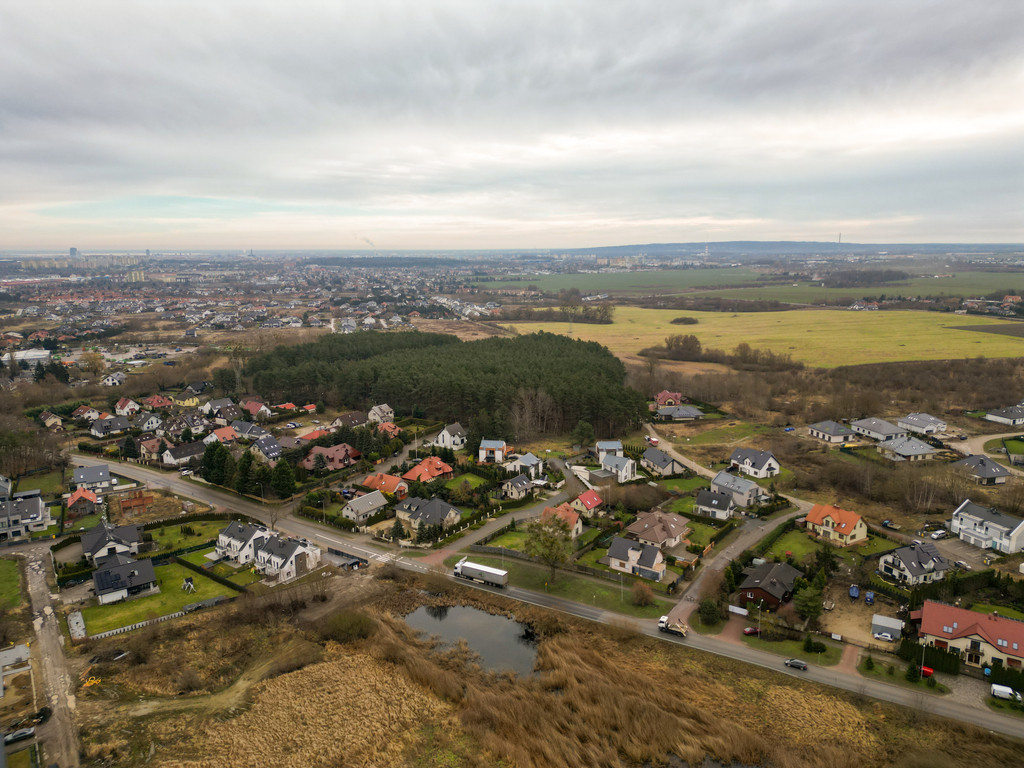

left=321, top=495, right=326, bottom=525
left=758, top=599, right=764, bottom=637
left=256, top=482, right=264, bottom=501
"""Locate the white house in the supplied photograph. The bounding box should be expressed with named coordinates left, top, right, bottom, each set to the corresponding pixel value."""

left=73, top=464, right=113, bottom=493
left=434, top=423, right=467, bottom=450
left=807, top=420, right=855, bottom=443
left=694, top=489, right=736, bottom=520
left=711, top=471, right=766, bottom=508
left=92, top=556, right=158, bottom=605
left=985, top=406, right=1024, bottom=427
left=601, top=454, right=636, bottom=483
left=216, top=521, right=272, bottom=564
left=255, top=535, right=321, bottom=583
left=606, top=536, right=665, bottom=581
left=342, top=490, right=389, bottom=523
left=878, top=542, right=950, bottom=586
left=950, top=500, right=1024, bottom=554
left=479, top=439, right=511, bottom=463
left=367, top=404, right=395, bottom=424
left=101, top=372, right=126, bottom=387
left=595, top=440, right=623, bottom=463
left=504, top=452, right=544, bottom=479
left=114, top=398, right=140, bottom=417
left=851, top=417, right=906, bottom=442
left=898, top=413, right=947, bottom=435
left=728, top=448, right=780, bottom=479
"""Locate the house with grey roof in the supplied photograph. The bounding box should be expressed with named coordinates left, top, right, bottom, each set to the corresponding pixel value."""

left=951, top=500, right=1024, bottom=554
left=898, top=413, right=947, bottom=435
left=729, top=448, right=780, bottom=479
left=808, top=420, right=855, bottom=443
left=877, top=435, right=938, bottom=462
left=253, top=435, right=282, bottom=464
left=694, top=489, right=736, bottom=520
left=711, top=471, right=767, bottom=508
left=606, top=536, right=665, bottom=581
left=216, top=521, right=271, bottom=564
left=601, top=454, right=636, bottom=483
left=161, top=441, right=207, bottom=467
left=478, top=439, right=510, bottom=463
left=501, top=474, right=533, bottom=501
left=879, top=542, right=950, bottom=586
left=81, top=522, right=144, bottom=565
left=0, top=491, right=52, bottom=541
left=434, top=422, right=467, bottom=450
left=343, top=490, right=389, bottom=523
left=255, top=535, right=321, bottom=583
left=73, top=464, right=112, bottom=492
left=641, top=447, right=686, bottom=477
left=739, top=562, right=803, bottom=610
left=92, top=555, right=158, bottom=605
left=504, top=452, right=544, bottom=479
left=952, top=455, right=1010, bottom=485
left=395, top=497, right=461, bottom=531
left=595, top=440, right=624, bottom=463
left=985, top=406, right=1024, bottom=427
left=656, top=405, right=704, bottom=422
left=90, top=415, right=130, bottom=438
left=851, top=417, right=906, bottom=442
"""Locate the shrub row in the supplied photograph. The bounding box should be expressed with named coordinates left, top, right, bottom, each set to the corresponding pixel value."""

left=171, top=555, right=248, bottom=593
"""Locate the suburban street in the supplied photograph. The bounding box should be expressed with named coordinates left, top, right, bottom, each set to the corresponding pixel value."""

left=63, top=451, right=1024, bottom=745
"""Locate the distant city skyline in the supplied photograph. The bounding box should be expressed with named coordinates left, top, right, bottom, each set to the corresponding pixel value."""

left=1, top=1, right=1022, bottom=250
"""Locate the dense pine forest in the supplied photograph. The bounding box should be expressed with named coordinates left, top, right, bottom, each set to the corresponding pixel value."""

left=241, top=331, right=648, bottom=437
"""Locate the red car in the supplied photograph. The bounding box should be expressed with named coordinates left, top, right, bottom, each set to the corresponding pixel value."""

left=743, top=627, right=760, bottom=636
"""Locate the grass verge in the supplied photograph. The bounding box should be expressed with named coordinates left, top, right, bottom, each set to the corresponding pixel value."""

left=742, top=634, right=843, bottom=666
left=0, top=558, right=22, bottom=610
left=857, top=656, right=950, bottom=695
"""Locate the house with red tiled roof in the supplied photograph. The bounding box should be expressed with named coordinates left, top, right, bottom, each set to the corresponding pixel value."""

left=654, top=390, right=684, bottom=407
left=66, top=487, right=99, bottom=519
left=913, top=600, right=1024, bottom=669
left=303, top=444, right=361, bottom=472
left=141, top=394, right=173, bottom=410
left=203, top=426, right=238, bottom=445
left=571, top=489, right=605, bottom=518
left=275, top=402, right=298, bottom=412
left=301, top=403, right=317, bottom=413
left=362, top=473, right=409, bottom=500
left=115, top=397, right=140, bottom=417
left=804, top=504, right=867, bottom=546
left=541, top=503, right=582, bottom=539
left=377, top=421, right=401, bottom=440
left=402, top=456, right=454, bottom=483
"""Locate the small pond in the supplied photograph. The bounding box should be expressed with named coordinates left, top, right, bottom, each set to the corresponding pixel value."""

left=404, top=604, right=537, bottom=676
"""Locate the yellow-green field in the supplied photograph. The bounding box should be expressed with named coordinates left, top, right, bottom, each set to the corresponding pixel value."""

left=508, top=307, right=1024, bottom=368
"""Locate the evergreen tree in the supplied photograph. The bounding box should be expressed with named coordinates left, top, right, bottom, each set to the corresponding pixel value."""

left=271, top=459, right=296, bottom=498
left=181, top=427, right=194, bottom=444
left=390, top=517, right=405, bottom=541
left=201, top=442, right=224, bottom=484
left=234, top=450, right=254, bottom=494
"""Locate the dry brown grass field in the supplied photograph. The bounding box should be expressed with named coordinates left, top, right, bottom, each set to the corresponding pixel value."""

left=72, top=568, right=1022, bottom=768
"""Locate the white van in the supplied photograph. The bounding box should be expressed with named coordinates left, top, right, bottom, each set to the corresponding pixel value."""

left=991, top=684, right=1021, bottom=702
left=930, top=530, right=947, bottom=540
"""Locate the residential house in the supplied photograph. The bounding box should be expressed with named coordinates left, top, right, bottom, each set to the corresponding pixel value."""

left=101, top=372, right=126, bottom=386
left=641, top=447, right=686, bottom=477
left=602, top=454, right=636, bottom=484
left=711, top=471, right=766, bottom=508
left=804, top=504, right=868, bottom=546
left=606, top=536, right=665, bottom=581
left=203, top=426, right=238, bottom=445
left=395, top=497, right=461, bottom=532
left=160, top=412, right=210, bottom=439
left=877, top=435, right=938, bottom=462
left=851, top=417, right=906, bottom=442
left=81, top=521, right=144, bottom=565
left=729, top=448, right=780, bottom=479
left=402, top=456, right=454, bottom=483
left=216, top=521, right=272, bottom=564
left=693, top=489, right=736, bottom=520
left=331, top=411, right=367, bottom=429
left=656, top=405, right=704, bottom=421
left=501, top=474, right=533, bottom=501
left=342, top=490, right=389, bottom=523
left=738, top=562, right=803, bottom=610
left=595, top=440, right=623, bottom=463
left=571, top=489, right=604, bottom=517
left=72, top=405, right=101, bottom=422
left=73, top=464, right=112, bottom=493
left=808, top=420, right=855, bottom=443
left=478, top=439, right=511, bottom=463
left=39, top=411, right=63, bottom=431
left=303, top=443, right=361, bottom=472
left=985, top=406, right=1024, bottom=427
left=367, top=404, right=395, bottom=424
left=898, top=413, right=947, bottom=435
left=90, top=415, right=130, bottom=438
left=184, top=381, right=212, bottom=396
left=912, top=600, right=1024, bottom=669
left=434, top=422, right=467, bottom=450
left=141, top=394, right=173, bottom=410
left=0, top=492, right=53, bottom=541
left=131, top=412, right=162, bottom=433
left=879, top=542, right=950, bottom=586
left=377, top=421, right=402, bottom=440
left=953, top=455, right=1011, bottom=485
left=950, top=500, right=1024, bottom=554
left=161, top=441, right=207, bottom=467
left=171, top=392, right=200, bottom=408
left=504, top=452, right=544, bottom=479
left=654, top=390, right=684, bottom=407
left=627, top=511, right=690, bottom=549
left=201, top=397, right=234, bottom=416
left=362, top=473, right=409, bottom=499
left=540, top=503, right=583, bottom=539
left=240, top=400, right=272, bottom=421
left=92, top=555, right=158, bottom=605
left=253, top=435, right=282, bottom=465
left=66, top=487, right=99, bottom=519
left=114, top=397, right=141, bottom=417
left=230, top=421, right=268, bottom=441
left=138, top=436, right=170, bottom=462
left=255, top=535, right=321, bottom=584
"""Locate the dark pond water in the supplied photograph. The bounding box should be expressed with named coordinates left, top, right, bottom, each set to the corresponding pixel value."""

left=404, top=604, right=537, bottom=676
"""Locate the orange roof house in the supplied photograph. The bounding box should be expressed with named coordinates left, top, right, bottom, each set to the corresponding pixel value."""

left=804, top=504, right=868, bottom=547
left=571, top=489, right=605, bottom=517
left=541, top=503, right=582, bottom=539
left=402, top=456, right=454, bottom=483
left=377, top=421, right=401, bottom=439
left=363, top=472, right=410, bottom=499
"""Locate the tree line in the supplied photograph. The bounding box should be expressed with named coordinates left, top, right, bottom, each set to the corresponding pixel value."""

left=641, top=334, right=803, bottom=372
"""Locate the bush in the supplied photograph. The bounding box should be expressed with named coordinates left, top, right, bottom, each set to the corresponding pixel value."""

left=319, top=609, right=377, bottom=644
left=698, top=598, right=720, bottom=625
left=905, top=663, right=921, bottom=683
left=631, top=582, right=655, bottom=607
left=803, top=634, right=826, bottom=654
left=926, top=675, right=937, bottom=688
left=865, top=655, right=875, bottom=671
left=887, top=664, right=895, bottom=676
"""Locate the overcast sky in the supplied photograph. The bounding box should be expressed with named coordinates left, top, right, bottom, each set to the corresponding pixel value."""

left=2, top=1, right=1022, bottom=251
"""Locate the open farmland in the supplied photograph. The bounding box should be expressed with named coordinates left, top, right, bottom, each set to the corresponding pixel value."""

left=507, top=306, right=1024, bottom=368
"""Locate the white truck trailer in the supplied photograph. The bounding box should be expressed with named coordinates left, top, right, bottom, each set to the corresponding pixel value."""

left=453, top=557, right=509, bottom=588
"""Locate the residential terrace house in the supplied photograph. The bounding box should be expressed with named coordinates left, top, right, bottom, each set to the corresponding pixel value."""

left=950, top=500, right=1024, bottom=554
left=913, top=600, right=1024, bottom=669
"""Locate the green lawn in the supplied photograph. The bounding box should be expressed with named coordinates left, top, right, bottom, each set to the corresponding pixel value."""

left=0, top=558, right=22, bottom=610
left=762, top=530, right=821, bottom=564
left=6, top=744, right=38, bottom=768
left=743, top=634, right=842, bottom=666
left=443, top=554, right=672, bottom=618
left=686, top=422, right=770, bottom=446
left=19, top=469, right=64, bottom=497
left=659, top=476, right=710, bottom=494
left=987, top=697, right=1024, bottom=717
left=487, top=529, right=530, bottom=551
left=145, top=520, right=225, bottom=555
left=685, top=521, right=719, bottom=549
left=30, top=521, right=61, bottom=540
left=852, top=535, right=900, bottom=558
left=970, top=603, right=1024, bottom=621
left=80, top=562, right=234, bottom=635
left=665, top=496, right=695, bottom=515
left=575, top=526, right=603, bottom=548
left=857, top=656, right=949, bottom=695
left=445, top=473, right=487, bottom=491
left=688, top=614, right=726, bottom=635
left=65, top=512, right=103, bottom=532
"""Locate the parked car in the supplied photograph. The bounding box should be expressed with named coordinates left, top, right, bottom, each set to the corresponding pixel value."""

left=873, top=632, right=895, bottom=642
left=955, top=560, right=972, bottom=571
left=743, top=627, right=760, bottom=636
left=179, top=469, right=193, bottom=476
left=286, top=422, right=299, bottom=429
left=784, top=659, right=808, bottom=670
left=4, top=727, right=35, bottom=745
left=930, top=530, right=947, bottom=540
left=911, top=539, right=923, bottom=546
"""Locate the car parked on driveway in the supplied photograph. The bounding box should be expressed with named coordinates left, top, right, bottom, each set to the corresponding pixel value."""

left=784, top=659, right=808, bottom=670
left=4, top=727, right=35, bottom=745
left=873, top=632, right=895, bottom=642
left=743, top=627, right=760, bottom=636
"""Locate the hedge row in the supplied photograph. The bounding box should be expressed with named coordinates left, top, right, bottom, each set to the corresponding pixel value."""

left=52, top=534, right=82, bottom=552
left=755, top=519, right=797, bottom=555
left=897, top=637, right=961, bottom=675
left=710, top=521, right=738, bottom=545
left=141, top=512, right=259, bottom=531
left=296, top=506, right=357, bottom=531
left=171, top=555, right=248, bottom=593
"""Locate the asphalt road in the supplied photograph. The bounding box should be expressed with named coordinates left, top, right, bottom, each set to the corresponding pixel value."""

left=68, top=454, right=1024, bottom=743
